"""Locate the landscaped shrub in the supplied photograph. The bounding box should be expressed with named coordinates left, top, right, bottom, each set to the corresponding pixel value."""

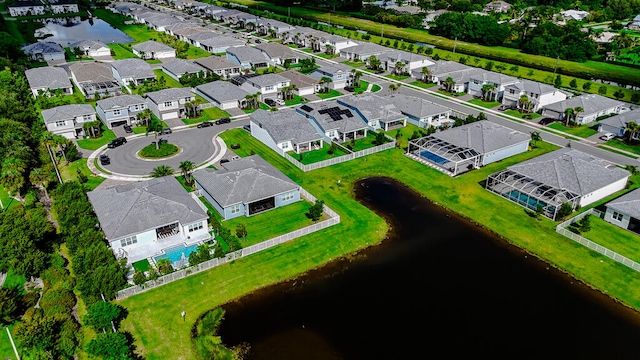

left=230, top=143, right=241, bottom=150
left=139, top=142, right=179, bottom=158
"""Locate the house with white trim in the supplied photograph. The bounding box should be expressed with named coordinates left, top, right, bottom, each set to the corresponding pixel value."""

left=8, top=1, right=45, bottom=16
left=542, top=94, right=624, bottom=125
left=111, top=59, right=156, bottom=86
left=239, top=73, right=290, bottom=100
left=195, top=80, right=250, bottom=110
left=193, top=55, right=242, bottom=79
left=249, top=109, right=324, bottom=155
left=387, top=93, right=452, bottom=128
left=69, top=61, right=123, bottom=98
left=22, top=41, right=65, bottom=61
left=502, top=79, right=568, bottom=113
left=145, top=87, right=194, bottom=121
left=132, top=40, right=176, bottom=60
left=25, top=66, right=73, bottom=97
left=96, top=94, right=147, bottom=129
left=604, top=189, right=640, bottom=233
left=42, top=104, right=96, bottom=139
left=68, top=40, right=111, bottom=58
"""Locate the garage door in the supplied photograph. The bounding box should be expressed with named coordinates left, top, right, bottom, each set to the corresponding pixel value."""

left=110, top=120, right=128, bottom=128
left=162, top=112, right=178, bottom=120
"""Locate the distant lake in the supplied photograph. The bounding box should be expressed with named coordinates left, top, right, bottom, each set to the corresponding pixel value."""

left=34, top=17, right=133, bottom=46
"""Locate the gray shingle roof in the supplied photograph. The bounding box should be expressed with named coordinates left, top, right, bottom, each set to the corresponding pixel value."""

left=25, top=66, right=71, bottom=90
left=279, top=70, right=318, bottom=88
left=197, top=35, right=245, bottom=48
left=194, top=55, right=239, bottom=71
left=338, top=94, right=405, bottom=124
left=469, top=70, right=518, bottom=85
left=433, top=120, right=530, bottom=154
left=298, top=101, right=368, bottom=134
left=427, top=60, right=473, bottom=77
left=161, top=59, right=206, bottom=76
left=111, top=59, right=155, bottom=79
left=145, top=87, right=193, bottom=104
left=606, top=188, right=640, bottom=219
left=97, top=94, right=146, bottom=110
left=68, top=39, right=108, bottom=52
left=255, top=43, right=298, bottom=60
left=247, top=73, right=289, bottom=87
left=504, top=79, right=558, bottom=96
left=41, top=104, right=94, bottom=124
left=69, top=61, right=116, bottom=83
left=543, top=94, right=624, bottom=115
left=381, top=50, right=432, bottom=64
left=599, top=108, right=640, bottom=129
left=196, top=80, right=250, bottom=102
left=193, top=155, right=299, bottom=207
left=87, top=177, right=208, bottom=240
left=508, top=147, right=630, bottom=197
left=226, top=45, right=269, bottom=64
left=22, top=41, right=64, bottom=56
left=387, top=94, right=450, bottom=118
left=132, top=40, right=175, bottom=53
left=312, top=63, right=351, bottom=76
left=340, top=42, right=391, bottom=56
left=250, top=108, right=323, bottom=144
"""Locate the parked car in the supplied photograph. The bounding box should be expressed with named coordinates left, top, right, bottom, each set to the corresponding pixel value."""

left=197, top=121, right=213, bottom=128
left=344, top=86, right=355, bottom=92
left=538, top=118, right=555, bottom=126
left=254, top=39, right=261, bottom=43
left=123, top=124, right=133, bottom=133
left=275, top=98, right=285, bottom=106
left=158, top=138, right=168, bottom=145
left=215, top=117, right=231, bottom=125
left=220, top=158, right=230, bottom=164
left=243, top=124, right=251, bottom=132
left=264, top=98, right=276, bottom=107
left=231, top=155, right=240, bottom=161
left=161, top=127, right=172, bottom=134
left=107, top=137, right=127, bottom=148
left=99, top=154, right=110, bottom=165
left=600, top=132, right=615, bottom=141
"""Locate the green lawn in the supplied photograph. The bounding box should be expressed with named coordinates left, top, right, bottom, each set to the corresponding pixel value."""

left=154, top=69, right=182, bottom=88
left=59, top=158, right=106, bottom=191
left=386, top=123, right=424, bottom=150
left=243, top=103, right=271, bottom=114
left=284, top=95, right=306, bottom=106
left=353, top=80, right=369, bottom=93
left=604, top=139, right=640, bottom=156
left=0, top=185, right=20, bottom=211
left=2, top=269, right=26, bottom=291
left=580, top=216, right=640, bottom=264
left=317, top=89, right=342, bottom=99
left=316, top=53, right=340, bottom=59
left=0, top=325, right=19, bottom=360
left=133, top=259, right=152, bottom=272
left=94, top=9, right=158, bottom=43
left=76, top=127, right=117, bottom=150
left=371, top=84, right=382, bottom=92
left=146, top=59, right=162, bottom=65
left=342, top=61, right=365, bottom=68
left=139, top=142, right=179, bottom=158
left=385, top=74, right=410, bottom=81
left=548, top=122, right=599, bottom=138
left=504, top=109, right=542, bottom=120
left=287, top=142, right=349, bottom=164
left=175, top=175, right=194, bottom=192
left=344, top=131, right=380, bottom=151
left=108, top=43, right=137, bottom=59
left=182, top=107, right=231, bottom=125
left=468, top=98, right=502, bottom=109
left=409, top=81, right=437, bottom=89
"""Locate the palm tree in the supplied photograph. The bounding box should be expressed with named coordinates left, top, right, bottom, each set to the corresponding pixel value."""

left=320, top=76, right=332, bottom=93
left=368, top=55, right=381, bottom=71
left=286, top=84, right=298, bottom=100
left=146, top=117, right=164, bottom=150
left=53, top=135, right=70, bottom=165
left=481, top=84, right=496, bottom=102
left=150, top=165, right=174, bottom=178
left=137, top=108, right=153, bottom=126
left=519, top=95, right=530, bottom=113
left=573, top=106, right=584, bottom=125
left=29, top=167, right=51, bottom=199
left=530, top=131, right=542, bottom=148
left=625, top=121, right=640, bottom=142
left=564, top=107, right=574, bottom=127
left=351, top=69, right=362, bottom=88
left=444, top=77, right=456, bottom=93
left=1, top=158, right=27, bottom=196
left=179, top=160, right=195, bottom=185
left=388, top=83, right=401, bottom=94
left=192, top=97, right=203, bottom=117
left=394, top=61, right=406, bottom=75
left=420, top=66, right=430, bottom=83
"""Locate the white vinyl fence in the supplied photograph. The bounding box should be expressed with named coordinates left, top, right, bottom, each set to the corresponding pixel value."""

left=115, top=188, right=340, bottom=300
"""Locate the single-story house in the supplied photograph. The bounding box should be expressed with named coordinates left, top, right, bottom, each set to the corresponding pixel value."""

left=195, top=80, right=250, bottom=110
left=193, top=155, right=301, bottom=220
left=598, top=108, right=640, bottom=138
left=255, top=43, right=300, bottom=65
left=285, top=28, right=328, bottom=48
left=338, top=94, right=407, bottom=131
left=486, top=147, right=631, bottom=220
left=69, top=61, right=123, bottom=98
left=111, top=59, right=157, bottom=86
left=145, top=87, right=194, bottom=121
left=25, top=66, right=73, bottom=98
left=604, top=188, right=640, bottom=233
left=87, top=176, right=210, bottom=264
left=559, top=9, right=590, bottom=22
left=542, top=94, right=624, bottom=125
left=296, top=101, right=370, bottom=143
left=161, top=59, right=207, bottom=81
left=226, top=45, right=271, bottom=69
left=484, top=0, right=512, bottom=13
left=194, top=55, right=242, bottom=79
left=309, top=63, right=353, bottom=90
left=191, top=34, right=245, bottom=54
left=279, top=70, right=321, bottom=96
left=240, top=73, right=290, bottom=100
left=22, top=41, right=65, bottom=61
left=250, top=109, right=324, bottom=155
left=256, top=19, right=296, bottom=37
left=68, top=39, right=111, bottom=57
left=502, top=79, right=567, bottom=113
left=387, top=93, right=452, bottom=128
left=425, top=60, right=483, bottom=93
left=340, top=42, right=393, bottom=62
left=380, top=50, right=434, bottom=75
left=9, top=1, right=45, bottom=16
left=312, top=34, right=358, bottom=54
left=96, top=94, right=147, bottom=129
left=132, top=40, right=176, bottom=60
left=42, top=104, right=96, bottom=139
left=407, top=120, right=530, bottom=176
left=467, top=70, right=519, bottom=101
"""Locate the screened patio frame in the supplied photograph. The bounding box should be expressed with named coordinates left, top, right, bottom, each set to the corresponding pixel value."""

left=486, top=168, right=581, bottom=220
left=407, top=136, right=481, bottom=175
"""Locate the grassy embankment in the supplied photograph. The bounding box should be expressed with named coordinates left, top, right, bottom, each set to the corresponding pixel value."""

left=119, top=128, right=640, bottom=359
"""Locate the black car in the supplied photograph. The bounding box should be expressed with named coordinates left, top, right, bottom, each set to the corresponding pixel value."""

left=161, top=127, right=172, bottom=134
left=215, top=117, right=231, bottom=125
left=243, top=124, right=251, bottom=132
left=220, top=158, right=230, bottom=164
left=99, top=154, right=110, bottom=165
left=197, top=121, right=213, bottom=128
left=158, top=138, right=168, bottom=145
left=254, top=39, right=261, bottom=43
left=344, top=86, right=355, bottom=92
left=123, top=124, right=133, bottom=133
left=107, top=137, right=127, bottom=148
left=264, top=98, right=276, bottom=107
left=538, top=118, right=555, bottom=126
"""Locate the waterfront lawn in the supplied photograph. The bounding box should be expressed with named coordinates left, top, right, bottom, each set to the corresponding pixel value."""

left=59, top=158, right=106, bottom=191
left=287, top=142, right=349, bottom=164
left=409, top=81, right=437, bottom=89
left=108, top=43, right=137, bottom=59
left=94, top=9, right=157, bottom=43
left=604, top=139, right=640, bottom=156
left=548, top=122, right=598, bottom=138
left=182, top=107, right=231, bottom=125
left=580, top=217, right=640, bottom=264
left=468, top=98, right=502, bottom=109
left=317, top=89, right=342, bottom=99
left=76, top=127, right=116, bottom=150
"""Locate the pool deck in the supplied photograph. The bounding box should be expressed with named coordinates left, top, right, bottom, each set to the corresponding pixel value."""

left=123, top=232, right=211, bottom=264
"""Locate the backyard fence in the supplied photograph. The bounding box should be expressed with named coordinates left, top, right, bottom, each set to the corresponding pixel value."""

left=283, top=136, right=396, bottom=172
left=115, top=188, right=340, bottom=300
left=556, top=209, right=640, bottom=272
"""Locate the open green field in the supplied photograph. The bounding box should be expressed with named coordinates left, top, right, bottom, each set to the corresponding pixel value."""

left=118, top=130, right=640, bottom=359
left=59, top=158, right=106, bottom=191
left=581, top=216, right=640, bottom=264
left=604, top=139, right=640, bottom=156
left=287, top=142, right=349, bottom=164
left=548, top=122, right=599, bottom=138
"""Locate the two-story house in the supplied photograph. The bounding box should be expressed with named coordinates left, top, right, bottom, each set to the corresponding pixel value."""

left=240, top=73, right=290, bottom=101
left=502, top=79, right=568, bottom=113
left=466, top=70, right=519, bottom=101
left=9, top=1, right=45, bottom=16
left=309, top=63, right=353, bottom=90
left=132, top=40, right=176, bottom=60
left=145, top=87, right=194, bottom=121
left=42, top=104, right=96, bottom=139
left=96, top=94, right=147, bottom=129
left=194, top=55, right=242, bottom=79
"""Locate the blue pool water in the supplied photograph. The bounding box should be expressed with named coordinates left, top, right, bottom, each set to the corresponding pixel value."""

left=155, top=244, right=200, bottom=264
left=508, top=190, right=546, bottom=209
left=419, top=150, right=449, bottom=165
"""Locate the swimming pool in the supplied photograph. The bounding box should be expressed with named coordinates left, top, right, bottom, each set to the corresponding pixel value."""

left=419, top=150, right=449, bottom=165
left=155, top=243, right=200, bottom=266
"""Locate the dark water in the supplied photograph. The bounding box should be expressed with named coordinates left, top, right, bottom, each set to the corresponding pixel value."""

left=35, top=17, right=133, bottom=46
left=220, top=177, right=640, bottom=359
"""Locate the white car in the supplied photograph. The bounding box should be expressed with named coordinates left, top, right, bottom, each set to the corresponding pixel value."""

left=600, top=133, right=615, bottom=141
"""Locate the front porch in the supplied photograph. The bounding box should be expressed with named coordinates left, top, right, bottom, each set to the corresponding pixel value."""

left=293, top=139, right=323, bottom=154
left=380, top=119, right=406, bottom=132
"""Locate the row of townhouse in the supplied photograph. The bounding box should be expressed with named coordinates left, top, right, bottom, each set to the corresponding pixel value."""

left=8, top=0, right=78, bottom=17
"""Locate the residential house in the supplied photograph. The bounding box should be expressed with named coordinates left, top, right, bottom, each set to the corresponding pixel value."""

left=312, top=34, right=358, bottom=55
left=467, top=70, right=519, bottom=101
left=483, top=0, right=512, bottom=13
left=111, top=59, right=156, bottom=86
left=42, top=104, right=96, bottom=139
left=309, top=63, right=353, bottom=90
left=145, top=87, right=194, bottom=121
left=542, top=94, right=624, bottom=124
left=408, top=120, right=530, bottom=176
left=167, top=24, right=211, bottom=43
left=132, top=40, right=176, bottom=60
left=559, top=9, right=590, bottom=22
left=161, top=59, right=207, bottom=81
left=423, top=9, right=449, bottom=29
left=279, top=70, right=321, bottom=96
left=202, top=5, right=227, bottom=17
left=87, top=176, right=210, bottom=264
left=295, top=101, right=370, bottom=143
left=380, top=50, right=434, bottom=75
left=249, top=109, right=324, bottom=155
left=8, top=1, right=45, bottom=16
left=226, top=45, right=271, bottom=69
left=340, top=42, right=393, bottom=62
left=25, top=66, right=73, bottom=97
left=338, top=94, right=407, bottom=131
left=195, top=80, right=250, bottom=110
left=193, top=155, right=300, bottom=220
left=425, top=60, right=484, bottom=93
left=502, top=79, right=568, bottom=112
left=387, top=93, right=452, bottom=128
left=189, top=34, right=244, bottom=53
left=256, top=19, right=296, bottom=37
left=68, top=40, right=111, bottom=57
left=96, top=94, right=147, bottom=129
left=193, top=55, right=241, bottom=79
left=285, top=28, right=328, bottom=48
left=628, top=14, right=640, bottom=30
left=255, top=43, right=300, bottom=65
left=240, top=73, right=290, bottom=101
left=22, top=41, right=65, bottom=61
left=598, top=108, right=640, bottom=138
left=236, top=13, right=259, bottom=29
left=146, top=14, right=182, bottom=32
left=211, top=9, right=243, bottom=22
left=50, top=0, right=79, bottom=14
left=603, top=189, right=640, bottom=233
left=69, top=61, right=122, bottom=98
left=486, top=148, right=631, bottom=219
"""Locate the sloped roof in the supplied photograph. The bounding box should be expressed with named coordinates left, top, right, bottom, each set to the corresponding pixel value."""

left=381, top=50, right=433, bottom=65
left=250, top=108, right=322, bottom=145
left=606, top=188, right=640, bottom=219
left=338, top=94, right=405, bottom=124
left=87, top=177, right=207, bottom=240
left=145, top=87, right=193, bottom=104
left=543, top=94, right=623, bottom=115
left=226, top=45, right=269, bottom=64
left=25, top=66, right=71, bottom=90
left=298, top=101, right=368, bottom=134
left=255, top=42, right=298, bottom=60
left=508, top=148, right=630, bottom=197
left=22, top=41, right=64, bottom=55
left=469, top=70, right=518, bottom=85
left=97, top=94, right=146, bottom=110
left=111, top=59, right=155, bottom=79
left=196, top=80, right=250, bottom=102
left=433, top=120, right=529, bottom=154
left=599, top=108, right=640, bottom=130
left=340, top=42, right=391, bottom=56
left=247, top=73, right=289, bottom=87
left=68, top=39, right=109, bottom=51
left=161, top=59, right=206, bottom=76
left=132, top=40, right=175, bottom=53
left=41, top=104, right=94, bottom=124
left=279, top=70, right=318, bottom=88
left=194, top=55, right=239, bottom=71
left=504, top=79, right=558, bottom=96
left=387, top=93, right=450, bottom=118
left=196, top=35, right=245, bottom=48
left=69, top=61, right=116, bottom=83
left=193, top=155, right=299, bottom=207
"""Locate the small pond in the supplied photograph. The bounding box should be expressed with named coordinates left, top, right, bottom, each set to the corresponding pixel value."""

left=34, top=16, right=133, bottom=46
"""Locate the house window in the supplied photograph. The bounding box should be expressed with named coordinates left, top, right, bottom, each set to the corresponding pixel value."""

left=230, top=204, right=241, bottom=214
left=164, top=101, right=173, bottom=107
left=55, top=120, right=66, bottom=127
left=133, top=105, right=139, bottom=110
left=120, top=235, right=137, bottom=247
left=265, top=85, right=274, bottom=91
left=113, top=109, right=121, bottom=116
left=83, top=114, right=92, bottom=121
left=188, top=222, right=203, bottom=232
left=282, top=192, right=295, bottom=201
left=281, top=82, right=288, bottom=87
left=185, top=97, right=192, bottom=102
left=612, top=212, right=623, bottom=221
left=281, top=142, right=289, bottom=149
